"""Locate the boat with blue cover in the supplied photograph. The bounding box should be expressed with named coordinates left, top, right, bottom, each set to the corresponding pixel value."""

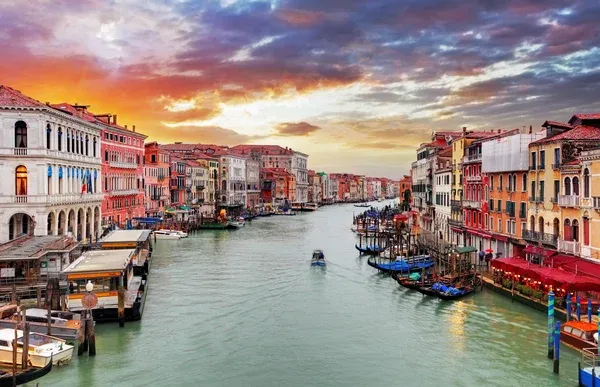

left=436, top=275, right=482, bottom=300
left=311, top=250, right=326, bottom=267
left=367, top=255, right=433, bottom=273
left=355, top=244, right=386, bottom=255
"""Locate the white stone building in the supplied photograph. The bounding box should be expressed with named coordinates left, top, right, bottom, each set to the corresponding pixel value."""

left=0, top=86, right=103, bottom=243
left=219, top=152, right=247, bottom=206
left=434, top=148, right=453, bottom=242
left=292, top=151, right=309, bottom=203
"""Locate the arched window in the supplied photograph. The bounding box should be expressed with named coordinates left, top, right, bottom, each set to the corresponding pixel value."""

left=15, top=121, right=27, bottom=148
left=75, top=133, right=79, bottom=154
left=46, top=124, right=51, bottom=150
left=16, top=166, right=27, bottom=196
left=490, top=176, right=494, bottom=190
left=564, top=177, right=571, bottom=195
left=573, top=176, right=580, bottom=196
left=572, top=219, right=580, bottom=242
left=522, top=173, right=527, bottom=192
left=538, top=216, right=544, bottom=234
left=513, top=174, right=518, bottom=191
left=71, top=132, right=76, bottom=153
left=93, top=137, right=97, bottom=157
left=58, top=127, right=63, bottom=151
left=80, top=135, right=84, bottom=155
left=530, top=215, right=535, bottom=232
left=85, top=135, right=89, bottom=156
left=67, top=131, right=71, bottom=152
left=584, top=168, right=590, bottom=198
left=499, top=175, right=503, bottom=190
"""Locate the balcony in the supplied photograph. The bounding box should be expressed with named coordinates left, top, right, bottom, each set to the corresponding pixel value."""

left=448, top=219, right=463, bottom=228
left=0, top=147, right=101, bottom=164
left=462, top=154, right=482, bottom=164
left=522, top=230, right=558, bottom=247
left=552, top=163, right=561, bottom=170
left=451, top=200, right=462, bottom=210
left=109, top=161, right=137, bottom=169
left=465, top=175, right=482, bottom=182
left=462, top=199, right=481, bottom=209
left=0, top=193, right=105, bottom=205
left=558, top=195, right=580, bottom=207
left=558, top=239, right=581, bottom=255
left=196, top=185, right=205, bottom=190
left=109, top=189, right=140, bottom=197
left=150, top=195, right=160, bottom=201
left=158, top=174, right=166, bottom=181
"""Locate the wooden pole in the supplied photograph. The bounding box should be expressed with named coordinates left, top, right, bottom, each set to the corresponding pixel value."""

left=46, top=300, right=52, bottom=336
left=12, top=327, right=17, bottom=386
left=36, top=286, right=41, bottom=309
left=21, top=322, right=29, bottom=370
left=11, top=283, right=16, bottom=305
left=118, top=285, right=125, bottom=328
left=77, top=311, right=87, bottom=356
left=87, top=311, right=96, bottom=356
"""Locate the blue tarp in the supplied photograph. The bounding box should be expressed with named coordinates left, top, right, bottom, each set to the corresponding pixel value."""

left=372, top=256, right=433, bottom=272
left=133, top=217, right=162, bottom=224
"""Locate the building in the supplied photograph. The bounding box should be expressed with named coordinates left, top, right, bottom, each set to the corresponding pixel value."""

left=96, top=114, right=146, bottom=228
left=292, top=151, right=309, bottom=203
left=317, top=172, right=332, bottom=203
left=0, top=87, right=104, bottom=243
left=192, top=154, right=219, bottom=216
left=434, top=147, right=452, bottom=241
left=577, top=148, right=600, bottom=260
left=218, top=151, right=247, bottom=207
left=245, top=153, right=261, bottom=209
left=260, top=168, right=296, bottom=204
left=144, top=142, right=170, bottom=217
left=169, top=155, right=187, bottom=206
left=482, top=129, right=544, bottom=258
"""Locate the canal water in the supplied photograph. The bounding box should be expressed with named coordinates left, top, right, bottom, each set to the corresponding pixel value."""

left=41, top=201, right=580, bottom=387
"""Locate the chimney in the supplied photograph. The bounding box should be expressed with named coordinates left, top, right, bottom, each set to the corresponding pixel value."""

left=529, top=125, right=532, bottom=134
left=125, top=125, right=128, bottom=130
left=113, top=115, right=117, bottom=125
left=133, top=125, right=136, bottom=132
left=462, top=126, right=467, bottom=135
left=497, top=129, right=501, bottom=133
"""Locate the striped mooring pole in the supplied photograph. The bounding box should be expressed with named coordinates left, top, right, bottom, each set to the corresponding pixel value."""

left=589, top=299, right=593, bottom=323
left=577, top=295, right=581, bottom=321
left=553, top=320, right=560, bottom=374
left=548, top=290, right=555, bottom=359
left=566, top=296, right=571, bottom=321
left=597, top=308, right=600, bottom=365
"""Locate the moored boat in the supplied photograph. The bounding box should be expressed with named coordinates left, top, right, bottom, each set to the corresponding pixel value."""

left=153, top=230, right=181, bottom=240
left=0, top=358, right=52, bottom=386
left=367, top=255, right=433, bottom=273
left=311, top=250, right=326, bottom=267
left=157, top=229, right=187, bottom=238
left=436, top=275, right=482, bottom=301
left=0, top=307, right=81, bottom=343
left=0, top=329, right=73, bottom=367
left=560, top=320, right=597, bottom=352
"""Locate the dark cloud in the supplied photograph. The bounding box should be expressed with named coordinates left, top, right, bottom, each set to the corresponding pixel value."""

left=274, top=122, right=321, bottom=136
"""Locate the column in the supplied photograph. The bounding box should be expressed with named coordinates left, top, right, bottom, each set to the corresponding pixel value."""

left=90, top=209, right=95, bottom=242
left=52, top=210, right=59, bottom=236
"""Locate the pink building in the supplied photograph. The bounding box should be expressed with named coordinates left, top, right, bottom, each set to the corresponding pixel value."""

left=98, top=116, right=147, bottom=228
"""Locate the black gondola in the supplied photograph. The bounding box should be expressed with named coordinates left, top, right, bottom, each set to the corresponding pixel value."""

left=436, top=275, right=482, bottom=301
left=0, top=359, right=53, bottom=387
left=355, top=244, right=371, bottom=254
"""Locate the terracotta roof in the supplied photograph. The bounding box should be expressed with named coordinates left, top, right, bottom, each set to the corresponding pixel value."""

left=531, top=125, right=600, bottom=145
left=161, top=143, right=201, bottom=152
left=230, top=144, right=293, bottom=155
left=0, top=85, right=46, bottom=108
left=50, top=103, right=98, bottom=123
left=542, top=120, right=573, bottom=129
left=572, top=113, right=600, bottom=120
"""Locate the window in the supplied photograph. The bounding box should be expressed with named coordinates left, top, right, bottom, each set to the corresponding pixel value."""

left=498, top=219, right=502, bottom=232
left=14, top=121, right=27, bottom=148
left=565, top=177, right=571, bottom=195
left=540, top=150, right=545, bottom=169
left=490, top=176, right=494, bottom=190
left=46, top=124, right=51, bottom=149
left=531, top=152, right=536, bottom=169
left=85, top=135, right=89, bottom=156
left=490, top=217, right=494, bottom=231
left=522, top=174, right=527, bottom=192
left=506, top=220, right=510, bottom=234
left=93, top=137, right=97, bottom=157
left=489, top=199, right=494, bottom=211
left=539, top=181, right=544, bottom=201
left=520, top=202, right=526, bottom=218
left=583, top=168, right=590, bottom=197
left=58, top=127, right=63, bottom=151
left=499, top=175, right=503, bottom=190
left=531, top=181, right=536, bottom=199
left=497, top=199, right=501, bottom=211
left=573, top=177, right=580, bottom=196
left=104, top=151, right=109, bottom=162
left=554, top=148, right=560, bottom=168
left=15, top=166, right=27, bottom=195
left=553, top=180, right=559, bottom=202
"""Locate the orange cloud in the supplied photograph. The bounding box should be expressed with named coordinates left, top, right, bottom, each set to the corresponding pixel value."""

left=274, top=122, right=321, bottom=136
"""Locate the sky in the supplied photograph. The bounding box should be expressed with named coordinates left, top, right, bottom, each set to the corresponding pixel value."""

left=2, top=0, right=600, bottom=178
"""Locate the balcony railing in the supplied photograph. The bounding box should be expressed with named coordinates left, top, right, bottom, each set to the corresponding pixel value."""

left=109, top=161, right=138, bottom=169
left=451, top=200, right=462, bottom=210
left=0, top=193, right=105, bottom=204
left=0, top=147, right=101, bottom=163
left=522, top=230, right=558, bottom=247
left=558, top=195, right=580, bottom=207
left=448, top=219, right=463, bottom=228
left=462, top=154, right=482, bottom=163
left=109, top=189, right=140, bottom=197
left=558, top=239, right=581, bottom=255
left=538, top=164, right=546, bottom=170
left=465, top=175, right=482, bottom=182
left=552, top=163, right=561, bottom=170
left=462, top=199, right=481, bottom=209
left=196, top=185, right=205, bottom=190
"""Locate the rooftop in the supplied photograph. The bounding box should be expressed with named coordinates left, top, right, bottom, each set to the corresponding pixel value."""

left=0, top=236, right=78, bottom=261
left=531, top=125, right=600, bottom=145
left=63, top=249, right=135, bottom=274
left=101, top=230, right=151, bottom=244
left=0, top=85, right=46, bottom=108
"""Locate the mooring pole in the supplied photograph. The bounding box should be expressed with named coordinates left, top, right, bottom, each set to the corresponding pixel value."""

left=553, top=321, right=560, bottom=374
left=577, top=294, right=581, bottom=321
left=588, top=299, right=593, bottom=323
left=548, top=290, right=555, bottom=359
left=566, top=296, right=571, bottom=322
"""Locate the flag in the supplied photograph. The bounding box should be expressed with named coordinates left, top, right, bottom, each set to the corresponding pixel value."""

left=81, top=171, right=87, bottom=197
left=87, top=171, right=93, bottom=194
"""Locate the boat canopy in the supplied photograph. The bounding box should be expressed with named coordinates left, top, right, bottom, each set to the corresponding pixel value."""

left=453, top=246, right=477, bottom=254
left=492, top=257, right=600, bottom=292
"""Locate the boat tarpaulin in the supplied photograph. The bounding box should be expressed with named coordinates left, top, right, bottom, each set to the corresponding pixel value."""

left=454, top=246, right=477, bottom=254
left=133, top=217, right=162, bottom=224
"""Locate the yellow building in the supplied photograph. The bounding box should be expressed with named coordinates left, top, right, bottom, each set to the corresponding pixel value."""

left=576, top=149, right=600, bottom=260
left=527, top=118, right=600, bottom=259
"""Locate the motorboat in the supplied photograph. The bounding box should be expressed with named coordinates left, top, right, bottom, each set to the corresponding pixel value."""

left=560, top=320, right=598, bottom=352
left=0, top=329, right=74, bottom=367
left=311, top=250, right=326, bottom=267
left=0, top=306, right=81, bottom=342
left=301, top=203, right=319, bottom=211
left=157, top=229, right=187, bottom=238
left=377, top=197, right=383, bottom=202
left=354, top=203, right=370, bottom=208
left=153, top=230, right=181, bottom=240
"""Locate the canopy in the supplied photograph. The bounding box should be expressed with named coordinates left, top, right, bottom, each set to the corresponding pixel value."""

left=454, top=246, right=477, bottom=254
left=523, top=245, right=557, bottom=258
left=492, top=257, right=600, bottom=292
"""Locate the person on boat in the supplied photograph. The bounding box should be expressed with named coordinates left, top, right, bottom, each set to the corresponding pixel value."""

left=319, top=252, right=324, bottom=259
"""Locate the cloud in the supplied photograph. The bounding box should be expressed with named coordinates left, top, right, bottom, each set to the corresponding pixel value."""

left=154, top=125, right=266, bottom=146
left=274, top=122, right=321, bottom=136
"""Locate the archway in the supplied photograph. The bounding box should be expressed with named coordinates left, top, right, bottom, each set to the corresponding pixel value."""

left=67, top=209, right=76, bottom=234
left=553, top=218, right=559, bottom=237
left=47, top=212, right=55, bottom=235
left=58, top=210, right=66, bottom=235
left=8, top=213, right=33, bottom=241
left=77, top=208, right=84, bottom=241
left=86, top=207, right=92, bottom=240
left=538, top=217, right=545, bottom=234
left=94, top=206, right=100, bottom=242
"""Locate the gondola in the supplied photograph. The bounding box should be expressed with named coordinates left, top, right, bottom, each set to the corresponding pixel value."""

left=367, top=255, right=433, bottom=273
left=355, top=244, right=371, bottom=254
left=393, top=272, right=435, bottom=291
left=0, top=357, right=53, bottom=387
left=436, top=275, right=482, bottom=301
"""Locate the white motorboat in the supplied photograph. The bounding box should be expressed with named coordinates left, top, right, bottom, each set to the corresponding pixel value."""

left=157, top=229, right=188, bottom=238
left=153, top=230, right=181, bottom=240
left=0, top=329, right=74, bottom=367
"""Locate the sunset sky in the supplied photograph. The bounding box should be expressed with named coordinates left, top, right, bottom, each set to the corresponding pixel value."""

left=2, top=0, right=600, bottom=178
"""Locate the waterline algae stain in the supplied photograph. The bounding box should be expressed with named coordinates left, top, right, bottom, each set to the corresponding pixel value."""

left=42, top=203, right=578, bottom=386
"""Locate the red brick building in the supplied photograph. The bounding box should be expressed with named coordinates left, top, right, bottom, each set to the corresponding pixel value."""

left=144, top=142, right=171, bottom=217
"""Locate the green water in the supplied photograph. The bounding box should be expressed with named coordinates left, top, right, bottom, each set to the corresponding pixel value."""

left=40, top=201, right=580, bottom=386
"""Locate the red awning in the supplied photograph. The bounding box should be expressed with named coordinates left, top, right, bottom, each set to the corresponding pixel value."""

left=493, top=234, right=509, bottom=242
left=523, top=245, right=557, bottom=258
left=550, top=254, right=600, bottom=279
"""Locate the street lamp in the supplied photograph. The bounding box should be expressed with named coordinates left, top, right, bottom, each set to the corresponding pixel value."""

left=85, top=280, right=94, bottom=292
